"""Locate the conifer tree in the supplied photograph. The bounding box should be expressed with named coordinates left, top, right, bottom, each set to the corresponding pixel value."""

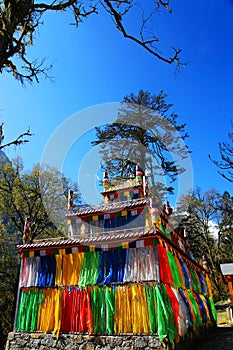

left=93, top=89, right=190, bottom=202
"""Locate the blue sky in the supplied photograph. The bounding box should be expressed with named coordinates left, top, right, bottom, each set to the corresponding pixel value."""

left=0, top=0, right=232, bottom=206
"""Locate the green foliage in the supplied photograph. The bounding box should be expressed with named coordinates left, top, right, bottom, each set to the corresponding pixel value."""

left=0, top=158, right=80, bottom=347
left=176, top=188, right=233, bottom=301
left=0, top=158, right=81, bottom=242
left=0, top=221, right=20, bottom=349
left=93, top=89, right=190, bottom=201
left=216, top=191, right=233, bottom=263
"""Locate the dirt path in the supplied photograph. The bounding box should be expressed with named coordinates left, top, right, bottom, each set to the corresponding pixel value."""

left=191, top=326, right=233, bottom=350
left=191, top=304, right=233, bottom=350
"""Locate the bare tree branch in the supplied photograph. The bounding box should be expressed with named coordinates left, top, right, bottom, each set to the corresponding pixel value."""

left=0, top=1, right=184, bottom=84
left=0, top=123, right=33, bottom=150
left=209, top=121, right=233, bottom=183
left=103, top=0, right=182, bottom=65
left=157, top=0, right=172, bottom=14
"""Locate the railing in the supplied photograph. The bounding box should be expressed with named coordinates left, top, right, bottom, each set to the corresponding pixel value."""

left=32, top=226, right=153, bottom=243
left=69, top=226, right=152, bottom=240
left=73, top=197, right=150, bottom=213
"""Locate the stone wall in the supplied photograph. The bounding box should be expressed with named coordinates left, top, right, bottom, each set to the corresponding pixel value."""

left=5, top=333, right=164, bottom=350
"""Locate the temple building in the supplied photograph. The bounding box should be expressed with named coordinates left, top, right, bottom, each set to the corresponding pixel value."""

left=13, top=168, right=217, bottom=349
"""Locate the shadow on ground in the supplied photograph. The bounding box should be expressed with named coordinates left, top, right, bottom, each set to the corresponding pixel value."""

left=190, top=326, right=233, bottom=350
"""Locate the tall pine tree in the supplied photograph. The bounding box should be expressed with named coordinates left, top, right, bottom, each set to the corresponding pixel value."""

left=93, top=89, right=190, bottom=202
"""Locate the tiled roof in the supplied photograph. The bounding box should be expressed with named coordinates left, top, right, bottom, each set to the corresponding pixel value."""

left=66, top=198, right=150, bottom=217
left=16, top=228, right=206, bottom=272
left=16, top=229, right=155, bottom=250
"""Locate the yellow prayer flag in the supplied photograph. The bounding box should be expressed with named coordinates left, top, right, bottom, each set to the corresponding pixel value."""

left=122, top=242, right=129, bottom=249
left=29, top=250, right=34, bottom=257
left=59, top=249, right=65, bottom=256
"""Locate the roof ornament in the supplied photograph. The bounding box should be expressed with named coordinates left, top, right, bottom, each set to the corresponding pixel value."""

left=135, top=165, right=143, bottom=186
left=68, top=190, right=74, bottom=210
left=23, top=217, right=31, bottom=244
left=103, top=171, right=109, bottom=191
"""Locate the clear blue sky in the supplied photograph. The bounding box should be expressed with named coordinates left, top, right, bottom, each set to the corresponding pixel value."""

left=0, top=0, right=232, bottom=206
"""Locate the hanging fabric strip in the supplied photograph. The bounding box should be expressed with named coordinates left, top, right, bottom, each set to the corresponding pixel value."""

left=171, top=287, right=190, bottom=337
left=20, top=257, right=29, bottom=287
left=90, top=287, right=99, bottom=333
left=71, top=253, right=84, bottom=285
left=122, top=285, right=132, bottom=333
left=174, top=255, right=186, bottom=289
left=197, top=271, right=207, bottom=295
left=52, top=288, right=62, bottom=338
left=78, top=251, right=100, bottom=287
left=115, top=285, right=132, bottom=333
left=159, top=284, right=178, bottom=342
left=164, top=285, right=181, bottom=338
left=90, top=286, right=106, bottom=333
left=155, top=285, right=171, bottom=341
left=123, top=248, right=136, bottom=282
left=37, top=289, right=57, bottom=333
left=157, top=244, right=173, bottom=285
left=86, top=287, right=93, bottom=334
left=105, top=286, right=115, bottom=334
left=61, top=288, right=71, bottom=332
left=209, top=296, right=217, bottom=323
left=179, top=258, right=191, bottom=289
left=181, top=290, right=201, bottom=333
left=62, top=254, right=74, bottom=285
left=55, top=254, right=63, bottom=286
left=193, top=291, right=208, bottom=324
left=145, top=283, right=157, bottom=334
left=16, top=289, right=42, bottom=332
left=114, top=286, right=121, bottom=334
left=178, top=288, right=194, bottom=332
left=187, top=290, right=203, bottom=331
left=189, top=266, right=201, bottom=294
left=138, top=284, right=150, bottom=333
left=20, top=257, right=40, bottom=287
left=199, top=294, right=211, bottom=325
left=37, top=256, right=56, bottom=287
left=167, top=251, right=182, bottom=288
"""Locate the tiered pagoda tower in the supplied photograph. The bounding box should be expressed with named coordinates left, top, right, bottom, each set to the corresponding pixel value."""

left=14, top=168, right=217, bottom=349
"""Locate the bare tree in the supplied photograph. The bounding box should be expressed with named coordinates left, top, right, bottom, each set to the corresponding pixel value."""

left=0, top=1, right=183, bottom=84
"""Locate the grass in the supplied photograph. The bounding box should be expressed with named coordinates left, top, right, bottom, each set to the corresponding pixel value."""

left=217, top=309, right=229, bottom=326
left=216, top=301, right=233, bottom=327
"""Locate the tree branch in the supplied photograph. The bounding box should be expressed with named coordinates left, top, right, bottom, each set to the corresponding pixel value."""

left=0, top=125, right=33, bottom=150
left=0, top=1, right=184, bottom=83
left=103, top=0, right=182, bottom=65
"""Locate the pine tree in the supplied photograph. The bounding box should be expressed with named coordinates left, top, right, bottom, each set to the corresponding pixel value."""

left=93, top=89, right=190, bottom=202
